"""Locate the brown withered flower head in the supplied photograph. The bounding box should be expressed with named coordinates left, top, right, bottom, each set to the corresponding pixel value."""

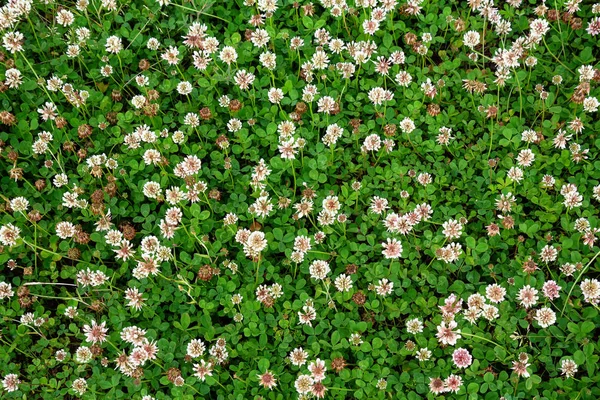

left=522, top=258, right=538, bottom=274
left=331, top=357, right=346, bottom=373
left=89, top=299, right=105, bottom=313
left=208, top=189, right=221, bottom=201
left=229, top=99, right=242, bottom=112
left=349, top=118, right=361, bottom=133
left=0, top=111, right=16, bottom=125
left=199, top=107, right=212, bottom=120
left=106, top=111, right=118, bottom=125
left=55, top=116, right=68, bottom=129
left=111, top=90, right=122, bottom=102
left=383, top=124, right=396, bottom=137
left=166, top=368, right=182, bottom=384
left=67, top=248, right=81, bottom=259
left=427, top=104, right=441, bottom=117
left=120, top=222, right=137, bottom=241
left=404, top=32, right=417, bottom=46
left=346, top=264, right=358, bottom=274
left=485, top=105, right=498, bottom=119
left=352, top=291, right=366, bottom=306
left=197, top=265, right=215, bottom=281
left=295, top=102, right=307, bottom=114
left=139, top=59, right=150, bottom=71
left=9, top=167, right=23, bottom=180
left=78, top=124, right=93, bottom=139
left=302, top=3, right=315, bottom=16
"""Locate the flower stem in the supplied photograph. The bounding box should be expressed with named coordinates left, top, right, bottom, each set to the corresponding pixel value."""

left=561, top=249, right=600, bottom=317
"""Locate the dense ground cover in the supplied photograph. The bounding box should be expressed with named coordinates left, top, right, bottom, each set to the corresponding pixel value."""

left=1, top=0, right=600, bottom=398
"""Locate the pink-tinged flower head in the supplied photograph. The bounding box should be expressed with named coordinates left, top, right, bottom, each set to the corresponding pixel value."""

left=486, top=284, right=506, bottom=303
left=436, top=319, right=461, bottom=346
left=308, top=358, right=327, bottom=382
left=429, top=377, right=446, bottom=394
left=560, top=359, right=578, bottom=378
left=2, top=374, right=20, bottom=392
left=381, top=237, right=403, bottom=259
left=311, top=382, right=327, bottom=398
left=452, top=348, right=473, bottom=369
left=512, top=360, right=530, bottom=378
left=444, top=374, right=463, bottom=393
left=587, top=17, right=600, bottom=36
left=442, top=219, right=463, bottom=240
left=542, top=280, right=561, bottom=300
left=517, top=285, right=538, bottom=309
left=257, top=370, right=277, bottom=390
left=534, top=307, right=556, bottom=328
left=289, top=347, right=308, bottom=366
left=440, top=293, right=463, bottom=317
left=82, top=320, right=108, bottom=344
left=193, top=360, right=213, bottom=381
left=370, top=196, right=389, bottom=214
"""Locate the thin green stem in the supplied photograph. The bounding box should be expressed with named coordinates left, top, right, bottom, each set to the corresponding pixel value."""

left=255, top=256, right=262, bottom=284
left=561, top=249, right=600, bottom=316
left=460, top=332, right=507, bottom=352
left=290, top=159, right=297, bottom=197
